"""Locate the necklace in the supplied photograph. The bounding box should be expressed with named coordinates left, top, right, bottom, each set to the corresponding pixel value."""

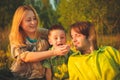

left=26, top=37, right=37, bottom=43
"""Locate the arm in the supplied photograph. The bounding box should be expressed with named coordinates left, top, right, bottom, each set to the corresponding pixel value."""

left=43, top=57, right=52, bottom=80
left=46, top=68, right=52, bottom=80
left=22, top=45, right=70, bottom=62
left=11, top=45, right=70, bottom=62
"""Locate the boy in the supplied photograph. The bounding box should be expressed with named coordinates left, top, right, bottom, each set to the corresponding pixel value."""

left=43, top=24, right=72, bottom=80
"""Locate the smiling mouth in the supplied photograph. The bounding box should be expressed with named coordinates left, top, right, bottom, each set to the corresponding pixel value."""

left=30, top=26, right=35, bottom=28
left=57, top=44, right=63, bottom=46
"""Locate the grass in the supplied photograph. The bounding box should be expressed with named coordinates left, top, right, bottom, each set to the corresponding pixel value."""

left=97, top=34, right=120, bottom=51
left=0, top=28, right=10, bottom=51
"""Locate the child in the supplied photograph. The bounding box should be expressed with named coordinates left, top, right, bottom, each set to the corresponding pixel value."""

left=43, top=24, right=72, bottom=80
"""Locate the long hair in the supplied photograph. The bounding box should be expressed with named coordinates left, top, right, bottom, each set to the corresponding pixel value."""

left=9, top=5, right=40, bottom=46
left=70, top=21, right=98, bottom=50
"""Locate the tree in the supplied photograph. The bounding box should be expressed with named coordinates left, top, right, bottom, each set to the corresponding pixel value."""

left=0, top=0, right=25, bottom=29
left=24, top=0, right=59, bottom=29
left=57, top=0, right=120, bottom=34
left=103, top=0, right=120, bottom=34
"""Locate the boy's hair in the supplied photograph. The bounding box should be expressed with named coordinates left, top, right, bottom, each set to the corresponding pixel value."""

left=70, top=21, right=98, bottom=50
left=48, top=24, right=66, bottom=37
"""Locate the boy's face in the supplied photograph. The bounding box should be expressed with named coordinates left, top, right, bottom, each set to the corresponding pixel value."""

left=48, top=30, right=66, bottom=48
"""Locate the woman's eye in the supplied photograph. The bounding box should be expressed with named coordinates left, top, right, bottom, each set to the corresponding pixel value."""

left=33, top=17, right=37, bottom=20
left=26, top=19, right=31, bottom=22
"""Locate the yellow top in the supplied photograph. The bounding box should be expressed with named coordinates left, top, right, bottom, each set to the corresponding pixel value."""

left=68, top=46, right=120, bottom=80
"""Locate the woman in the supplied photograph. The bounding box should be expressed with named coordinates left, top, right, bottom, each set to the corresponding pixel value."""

left=68, top=21, right=120, bottom=80
left=9, top=5, right=69, bottom=80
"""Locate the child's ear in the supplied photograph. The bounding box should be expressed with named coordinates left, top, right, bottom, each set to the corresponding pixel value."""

left=48, top=39, right=53, bottom=45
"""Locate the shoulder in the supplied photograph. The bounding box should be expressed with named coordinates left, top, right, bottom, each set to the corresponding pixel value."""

left=38, top=28, right=48, bottom=34
left=10, top=44, right=25, bottom=58
left=97, top=46, right=120, bottom=60
left=98, top=46, right=118, bottom=53
left=37, top=28, right=48, bottom=40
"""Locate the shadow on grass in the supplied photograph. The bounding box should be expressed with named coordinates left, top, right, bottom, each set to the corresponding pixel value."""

left=0, top=68, right=27, bottom=80
left=0, top=68, right=14, bottom=80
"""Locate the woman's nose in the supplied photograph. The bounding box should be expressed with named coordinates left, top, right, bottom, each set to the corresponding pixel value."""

left=31, top=20, right=35, bottom=24
left=31, top=21, right=34, bottom=24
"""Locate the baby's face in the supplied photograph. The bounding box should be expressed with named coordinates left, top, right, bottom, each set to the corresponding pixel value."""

left=48, top=30, right=66, bottom=48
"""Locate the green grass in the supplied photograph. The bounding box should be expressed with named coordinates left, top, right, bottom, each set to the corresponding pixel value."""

left=97, top=34, right=120, bottom=51
left=0, top=28, right=10, bottom=51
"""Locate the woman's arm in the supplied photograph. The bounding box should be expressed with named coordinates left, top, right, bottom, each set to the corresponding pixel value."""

left=20, top=45, right=70, bottom=62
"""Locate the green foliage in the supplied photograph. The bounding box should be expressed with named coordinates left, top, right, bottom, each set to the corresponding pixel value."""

left=0, top=0, right=25, bottom=29
left=0, top=48, right=13, bottom=69
left=24, top=0, right=59, bottom=29
left=103, top=0, right=120, bottom=35
left=0, top=28, right=10, bottom=51
left=57, top=0, right=120, bottom=34
left=97, top=34, right=120, bottom=51
left=0, top=47, right=13, bottom=79
left=57, top=0, right=107, bottom=30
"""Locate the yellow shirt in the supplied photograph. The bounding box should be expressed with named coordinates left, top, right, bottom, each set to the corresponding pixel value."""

left=68, top=46, right=120, bottom=80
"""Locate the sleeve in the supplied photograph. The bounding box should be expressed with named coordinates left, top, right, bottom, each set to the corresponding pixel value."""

left=10, top=45, right=29, bottom=59
left=105, top=46, right=120, bottom=64
left=42, top=58, right=51, bottom=68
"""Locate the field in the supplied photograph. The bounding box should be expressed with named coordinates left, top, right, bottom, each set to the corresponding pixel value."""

left=97, top=34, right=120, bottom=51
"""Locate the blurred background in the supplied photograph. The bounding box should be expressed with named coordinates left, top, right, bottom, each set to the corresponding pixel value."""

left=0, top=0, right=120, bottom=79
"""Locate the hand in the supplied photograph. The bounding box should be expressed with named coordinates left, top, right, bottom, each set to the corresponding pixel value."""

left=53, top=45, right=70, bottom=56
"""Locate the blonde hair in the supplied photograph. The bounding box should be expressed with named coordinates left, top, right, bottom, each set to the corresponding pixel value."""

left=9, top=5, right=40, bottom=46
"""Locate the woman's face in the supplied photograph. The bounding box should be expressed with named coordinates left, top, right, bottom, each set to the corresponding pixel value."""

left=20, top=10, right=38, bottom=34
left=71, top=28, right=89, bottom=51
